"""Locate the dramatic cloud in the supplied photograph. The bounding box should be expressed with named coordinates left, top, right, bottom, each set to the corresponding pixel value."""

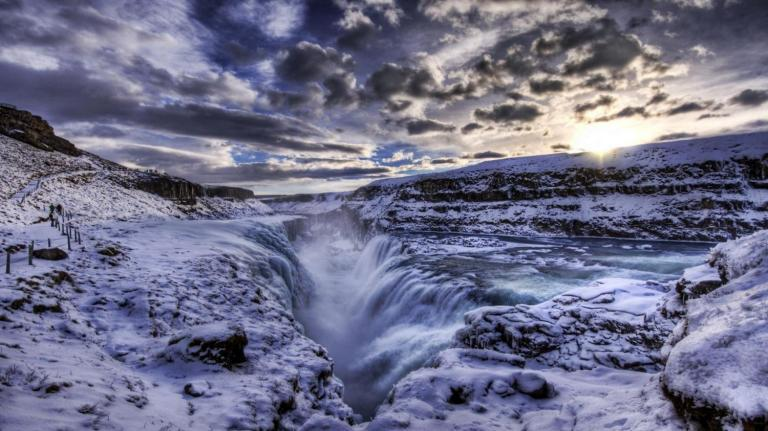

left=666, top=101, right=712, bottom=116
left=466, top=151, right=507, bottom=159
left=596, top=105, right=647, bottom=122
left=276, top=41, right=354, bottom=83
left=730, top=89, right=768, bottom=107
left=366, top=63, right=439, bottom=100
left=337, top=9, right=378, bottom=50
left=405, top=119, right=456, bottom=135
left=528, top=77, right=566, bottom=94
left=474, top=103, right=543, bottom=124
left=574, top=95, right=615, bottom=117
left=461, top=122, right=484, bottom=134
left=0, top=0, right=764, bottom=193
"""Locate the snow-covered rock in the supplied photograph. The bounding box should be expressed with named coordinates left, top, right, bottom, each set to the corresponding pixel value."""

left=271, top=132, right=768, bottom=242
left=455, top=278, right=674, bottom=371
left=663, top=230, right=768, bottom=428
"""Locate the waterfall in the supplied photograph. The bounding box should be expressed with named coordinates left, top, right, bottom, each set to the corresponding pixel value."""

left=295, top=234, right=479, bottom=418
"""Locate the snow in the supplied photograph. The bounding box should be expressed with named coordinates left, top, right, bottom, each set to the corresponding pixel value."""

left=2, top=130, right=767, bottom=430
left=664, top=230, right=768, bottom=423
left=0, top=217, right=354, bottom=430
left=268, top=131, right=768, bottom=242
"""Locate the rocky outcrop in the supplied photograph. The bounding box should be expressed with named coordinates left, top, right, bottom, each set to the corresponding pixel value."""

left=0, top=106, right=80, bottom=156
left=132, top=172, right=203, bottom=204
left=204, top=185, right=255, bottom=201
left=663, top=230, right=768, bottom=429
left=455, top=278, right=675, bottom=372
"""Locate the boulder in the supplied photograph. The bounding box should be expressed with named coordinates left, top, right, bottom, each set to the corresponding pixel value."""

left=166, top=323, right=248, bottom=368
left=32, top=247, right=68, bottom=260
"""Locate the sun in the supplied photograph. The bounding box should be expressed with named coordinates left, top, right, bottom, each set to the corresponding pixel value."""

left=570, top=122, right=648, bottom=155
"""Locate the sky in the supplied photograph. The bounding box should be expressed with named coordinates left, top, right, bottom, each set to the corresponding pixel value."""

left=0, top=0, right=766, bottom=194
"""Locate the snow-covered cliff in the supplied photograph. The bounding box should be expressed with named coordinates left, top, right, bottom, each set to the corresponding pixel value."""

left=269, top=132, right=768, bottom=241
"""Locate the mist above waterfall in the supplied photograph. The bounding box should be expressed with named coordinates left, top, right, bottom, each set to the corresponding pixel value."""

left=293, top=231, right=711, bottom=419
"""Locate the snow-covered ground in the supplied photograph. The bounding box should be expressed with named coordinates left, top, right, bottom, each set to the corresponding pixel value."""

left=0, top=217, right=354, bottom=430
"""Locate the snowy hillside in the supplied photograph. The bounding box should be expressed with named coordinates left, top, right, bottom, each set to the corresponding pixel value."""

left=0, top=218, right=354, bottom=430
left=0, top=134, right=271, bottom=225
left=268, top=132, right=768, bottom=241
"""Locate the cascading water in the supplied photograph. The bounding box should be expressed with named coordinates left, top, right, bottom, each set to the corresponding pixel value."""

left=293, top=230, right=712, bottom=419
left=295, top=234, right=480, bottom=418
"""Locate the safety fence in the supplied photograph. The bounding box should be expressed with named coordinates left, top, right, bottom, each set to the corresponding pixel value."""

left=3, top=211, right=84, bottom=274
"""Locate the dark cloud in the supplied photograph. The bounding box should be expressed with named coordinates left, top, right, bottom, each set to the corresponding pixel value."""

left=730, top=89, right=768, bottom=107
left=595, top=105, right=647, bottom=122
left=268, top=88, right=321, bottom=110
left=580, top=74, right=618, bottom=92
left=461, top=122, right=484, bottom=134
left=83, top=124, right=127, bottom=138
left=0, top=60, right=359, bottom=154
left=405, top=119, right=456, bottom=135
left=474, top=103, right=543, bottom=124
left=533, top=18, right=646, bottom=76
left=698, top=113, right=729, bottom=120
left=666, top=101, right=711, bottom=116
left=366, top=63, right=439, bottom=100
left=202, top=163, right=390, bottom=182
left=528, top=77, right=566, bottom=94
left=656, top=132, right=697, bottom=141
left=740, top=119, right=768, bottom=130
left=276, top=41, right=354, bottom=83
left=466, top=151, right=507, bottom=159
left=323, top=73, right=359, bottom=107
left=385, top=99, right=412, bottom=112
left=550, top=143, right=571, bottom=152
left=337, top=10, right=378, bottom=50
left=430, top=158, right=456, bottom=165
left=121, top=56, right=255, bottom=105
left=574, top=95, right=615, bottom=116
left=645, top=92, right=669, bottom=106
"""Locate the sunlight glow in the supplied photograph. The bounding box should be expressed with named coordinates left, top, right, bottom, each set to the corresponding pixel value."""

left=571, top=122, right=651, bottom=155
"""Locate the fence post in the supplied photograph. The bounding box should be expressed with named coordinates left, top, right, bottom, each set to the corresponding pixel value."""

left=48, top=238, right=51, bottom=247
left=28, top=241, right=33, bottom=266
left=67, top=232, right=71, bottom=251
left=5, top=252, right=10, bottom=274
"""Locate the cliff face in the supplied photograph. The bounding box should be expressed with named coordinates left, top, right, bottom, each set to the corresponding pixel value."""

left=204, top=185, right=255, bottom=201
left=271, top=132, right=768, bottom=241
left=0, top=106, right=80, bottom=156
